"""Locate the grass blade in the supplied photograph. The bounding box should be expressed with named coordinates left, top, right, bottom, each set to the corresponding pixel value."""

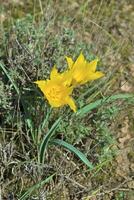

left=41, top=107, right=52, bottom=130
left=51, top=139, right=94, bottom=169
left=37, top=107, right=52, bottom=144
left=77, top=93, right=134, bottom=117
left=20, top=173, right=55, bottom=200
left=0, top=61, right=19, bottom=95
left=39, top=117, right=61, bottom=163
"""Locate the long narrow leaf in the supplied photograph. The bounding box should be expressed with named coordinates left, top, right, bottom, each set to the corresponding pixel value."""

left=37, top=107, right=52, bottom=144
left=0, top=62, right=20, bottom=95
left=41, top=107, right=52, bottom=130
left=20, top=173, right=55, bottom=200
left=77, top=93, right=134, bottom=117
left=51, top=139, right=94, bottom=169
left=39, top=117, right=61, bottom=163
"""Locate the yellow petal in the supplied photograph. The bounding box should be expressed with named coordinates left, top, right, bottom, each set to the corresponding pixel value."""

left=47, top=98, right=62, bottom=107
left=64, top=72, right=73, bottom=86
left=74, top=52, right=85, bottom=68
left=50, top=65, right=72, bottom=87
left=50, top=65, right=58, bottom=80
left=34, top=80, right=47, bottom=86
left=85, top=71, right=105, bottom=82
left=65, top=56, right=74, bottom=69
left=34, top=80, right=48, bottom=94
left=87, top=58, right=99, bottom=72
left=66, top=96, right=77, bottom=112
left=67, top=86, right=74, bottom=95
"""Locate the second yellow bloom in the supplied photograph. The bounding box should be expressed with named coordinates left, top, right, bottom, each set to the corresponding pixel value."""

left=66, top=52, right=104, bottom=86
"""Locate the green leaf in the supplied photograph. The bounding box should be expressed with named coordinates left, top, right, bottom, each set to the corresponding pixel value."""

left=0, top=61, right=20, bottom=95
left=51, top=139, right=94, bottom=169
left=37, top=107, right=52, bottom=144
left=19, top=173, right=55, bottom=200
left=77, top=93, right=134, bottom=117
left=41, top=107, right=52, bottom=130
left=39, top=117, right=61, bottom=163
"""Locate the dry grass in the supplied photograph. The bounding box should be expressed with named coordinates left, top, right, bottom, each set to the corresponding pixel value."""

left=0, top=0, right=134, bottom=199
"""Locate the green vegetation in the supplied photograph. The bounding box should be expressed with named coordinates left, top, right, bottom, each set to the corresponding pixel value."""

left=0, top=0, right=134, bottom=199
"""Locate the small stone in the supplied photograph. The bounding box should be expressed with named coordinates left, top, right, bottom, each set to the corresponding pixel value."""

left=121, top=81, right=132, bottom=92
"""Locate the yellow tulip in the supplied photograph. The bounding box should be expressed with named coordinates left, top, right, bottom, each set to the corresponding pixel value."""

left=34, top=66, right=76, bottom=112
left=66, top=52, right=104, bottom=86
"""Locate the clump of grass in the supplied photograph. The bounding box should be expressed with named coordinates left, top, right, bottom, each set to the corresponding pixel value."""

left=0, top=0, right=134, bottom=199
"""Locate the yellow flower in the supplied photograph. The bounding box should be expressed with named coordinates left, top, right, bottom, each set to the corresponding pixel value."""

left=34, top=66, right=76, bottom=112
left=66, top=52, right=104, bottom=86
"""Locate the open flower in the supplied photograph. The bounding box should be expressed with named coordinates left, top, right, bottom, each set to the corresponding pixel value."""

left=34, top=66, right=76, bottom=112
left=66, top=52, right=104, bottom=86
